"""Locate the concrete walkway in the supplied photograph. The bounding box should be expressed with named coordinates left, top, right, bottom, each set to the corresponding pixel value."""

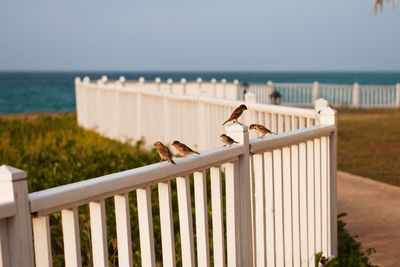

left=337, top=171, right=400, bottom=267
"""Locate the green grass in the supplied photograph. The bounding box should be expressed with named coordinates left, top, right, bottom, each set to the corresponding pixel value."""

left=0, top=113, right=160, bottom=266
left=0, top=112, right=375, bottom=266
left=337, top=108, right=400, bottom=186
left=0, top=113, right=159, bottom=192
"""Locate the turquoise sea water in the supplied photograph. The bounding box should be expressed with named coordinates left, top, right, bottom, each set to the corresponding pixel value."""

left=1, top=72, right=400, bottom=114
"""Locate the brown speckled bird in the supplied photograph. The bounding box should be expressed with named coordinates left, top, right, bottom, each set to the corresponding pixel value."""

left=222, top=104, right=247, bottom=126
left=249, top=124, right=276, bottom=138
left=172, top=140, right=200, bottom=157
left=220, top=134, right=239, bottom=147
left=317, top=104, right=333, bottom=114
left=153, top=141, right=176, bottom=164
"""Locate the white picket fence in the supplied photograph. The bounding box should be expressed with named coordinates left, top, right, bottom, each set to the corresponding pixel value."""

left=75, top=77, right=319, bottom=151
left=0, top=106, right=337, bottom=266
left=248, top=81, right=400, bottom=108
left=0, top=76, right=338, bottom=267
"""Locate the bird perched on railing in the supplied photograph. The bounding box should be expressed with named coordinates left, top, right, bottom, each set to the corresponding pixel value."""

left=220, top=134, right=239, bottom=147
left=249, top=124, right=276, bottom=138
left=172, top=140, right=200, bottom=157
left=317, top=104, right=334, bottom=114
left=222, top=104, right=247, bottom=125
left=153, top=141, right=176, bottom=164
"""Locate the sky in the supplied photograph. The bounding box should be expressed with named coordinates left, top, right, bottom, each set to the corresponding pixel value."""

left=0, top=0, right=399, bottom=72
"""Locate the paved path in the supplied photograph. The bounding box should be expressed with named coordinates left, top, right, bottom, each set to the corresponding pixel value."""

left=337, top=171, right=400, bottom=267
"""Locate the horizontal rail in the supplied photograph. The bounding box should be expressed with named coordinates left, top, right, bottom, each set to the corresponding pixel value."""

left=29, top=145, right=245, bottom=215
left=0, top=201, right=16, bottom=219
left=250, top=125, right=336, bottom=154
left=83, top=82, right=317, bottom=117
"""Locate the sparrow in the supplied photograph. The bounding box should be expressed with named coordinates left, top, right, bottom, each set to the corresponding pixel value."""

left=172, top=140, right=200, bottom=157
left=249, top=124, right=276, bottom=138
left=222, top=104, right=247, bottom=126
left=220, top=134, right=239, bottom=147
left=317, top=104, right=333, bottom=114
left=153, top=141, right=176, bottom=164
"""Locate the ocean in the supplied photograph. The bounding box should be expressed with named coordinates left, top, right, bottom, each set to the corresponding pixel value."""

left=1, top=71, right=400, bottom=114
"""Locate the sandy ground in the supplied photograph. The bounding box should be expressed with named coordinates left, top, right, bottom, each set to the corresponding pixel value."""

left=337, top=171, right=400, bottom=267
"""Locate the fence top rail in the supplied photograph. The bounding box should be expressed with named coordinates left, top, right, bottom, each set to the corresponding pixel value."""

left=250, top=82, right=398, bottom=88
left=246, top=102, right=317, bottom=118
left=0, top=201, right=16, bottom=219
left=359, top=85, right=396, bottom=89
left=272, top=82, right=314, bottom=88
left=81, top=81, right=317, bottom=118
left=29, top=144, right=245, bottom=215
left=250, top=124, right=336, bottom=154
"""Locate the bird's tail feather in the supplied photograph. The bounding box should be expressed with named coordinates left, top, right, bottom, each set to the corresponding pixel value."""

left=170, top=159, right=176, bottom=164
left=222, top=119, right=229, bottom=126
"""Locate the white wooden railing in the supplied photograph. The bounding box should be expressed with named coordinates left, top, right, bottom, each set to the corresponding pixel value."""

left=248, top=81, right=400, bottom=108
left=75, top=77, right=319, bottom=151
left=0, top=105, right=337, bottom=266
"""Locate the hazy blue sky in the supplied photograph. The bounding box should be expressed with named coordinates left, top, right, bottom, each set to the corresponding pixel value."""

left=0, top=0, right=399, bottom=71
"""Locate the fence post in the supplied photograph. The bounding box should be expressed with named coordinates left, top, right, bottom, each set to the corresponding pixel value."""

left=138, top=77, right=145, bottom=86
left=319, top=108, right=338, bottom=257
left=396, top=83, right=400, bottom=107
left=181, top=78, right=187, bottom=95
left=167, top=78, right=173, bottom=94
left=314, top=98, right=329, bottom=125
left=211, top=78, right=217, bottom=97
left=233, top=79, right=240, bottom=101
left=82, top=76, right=90, bottom=84
left=197, top=77, right=202, bottom=95
left=155, top=77, right=161, bottom=91
left=101, top=75, right=108, bottom=84
left=224, top=124, right=253, bottom=266
left=221, top=79, right=227, bottom=99
left=119, top=76, right=126, bottom=87
left=0, top=165, right=34, bottom=267
left=312, top=81, right=319, bottom=104
left=352, top=83, right=359, bottom=108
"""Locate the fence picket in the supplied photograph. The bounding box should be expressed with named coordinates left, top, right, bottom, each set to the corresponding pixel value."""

left=137, top=187, right=156, bottom=267
left=253, top=154, right=266, bottom=267
left=291, top=145, right=301, bottom=266
left=307, top=140, right=315, bottom=267
left=89, top=200, right=109, bottom=267
left=114, top=194, right=133, bottom=267
left=61, top=208, right=82, bottom=267
left=176, top=176, right=195, bottom=267
left=273, top=149, right=285, bottom=266
left=158, top=181, right=176, bottom=267
left=283, top=147, right=293, bottom=267
left=225, top=162, right=240, bottom=266
left=210, top=167, right=225, bottom=267
left=194, top=171, right=210, bottom=267
left=32, top=215, right=53, bottom=267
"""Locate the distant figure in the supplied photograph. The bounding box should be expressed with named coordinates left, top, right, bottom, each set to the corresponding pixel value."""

left=249, top=124, right=276, bottom=138
left=220, top=134, right=239, bottom=147
left=222, top=104, right=247, bottom=126
left=153, top=141, right=176, bottom=164
left=172, top=140, right=200, bottom=157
